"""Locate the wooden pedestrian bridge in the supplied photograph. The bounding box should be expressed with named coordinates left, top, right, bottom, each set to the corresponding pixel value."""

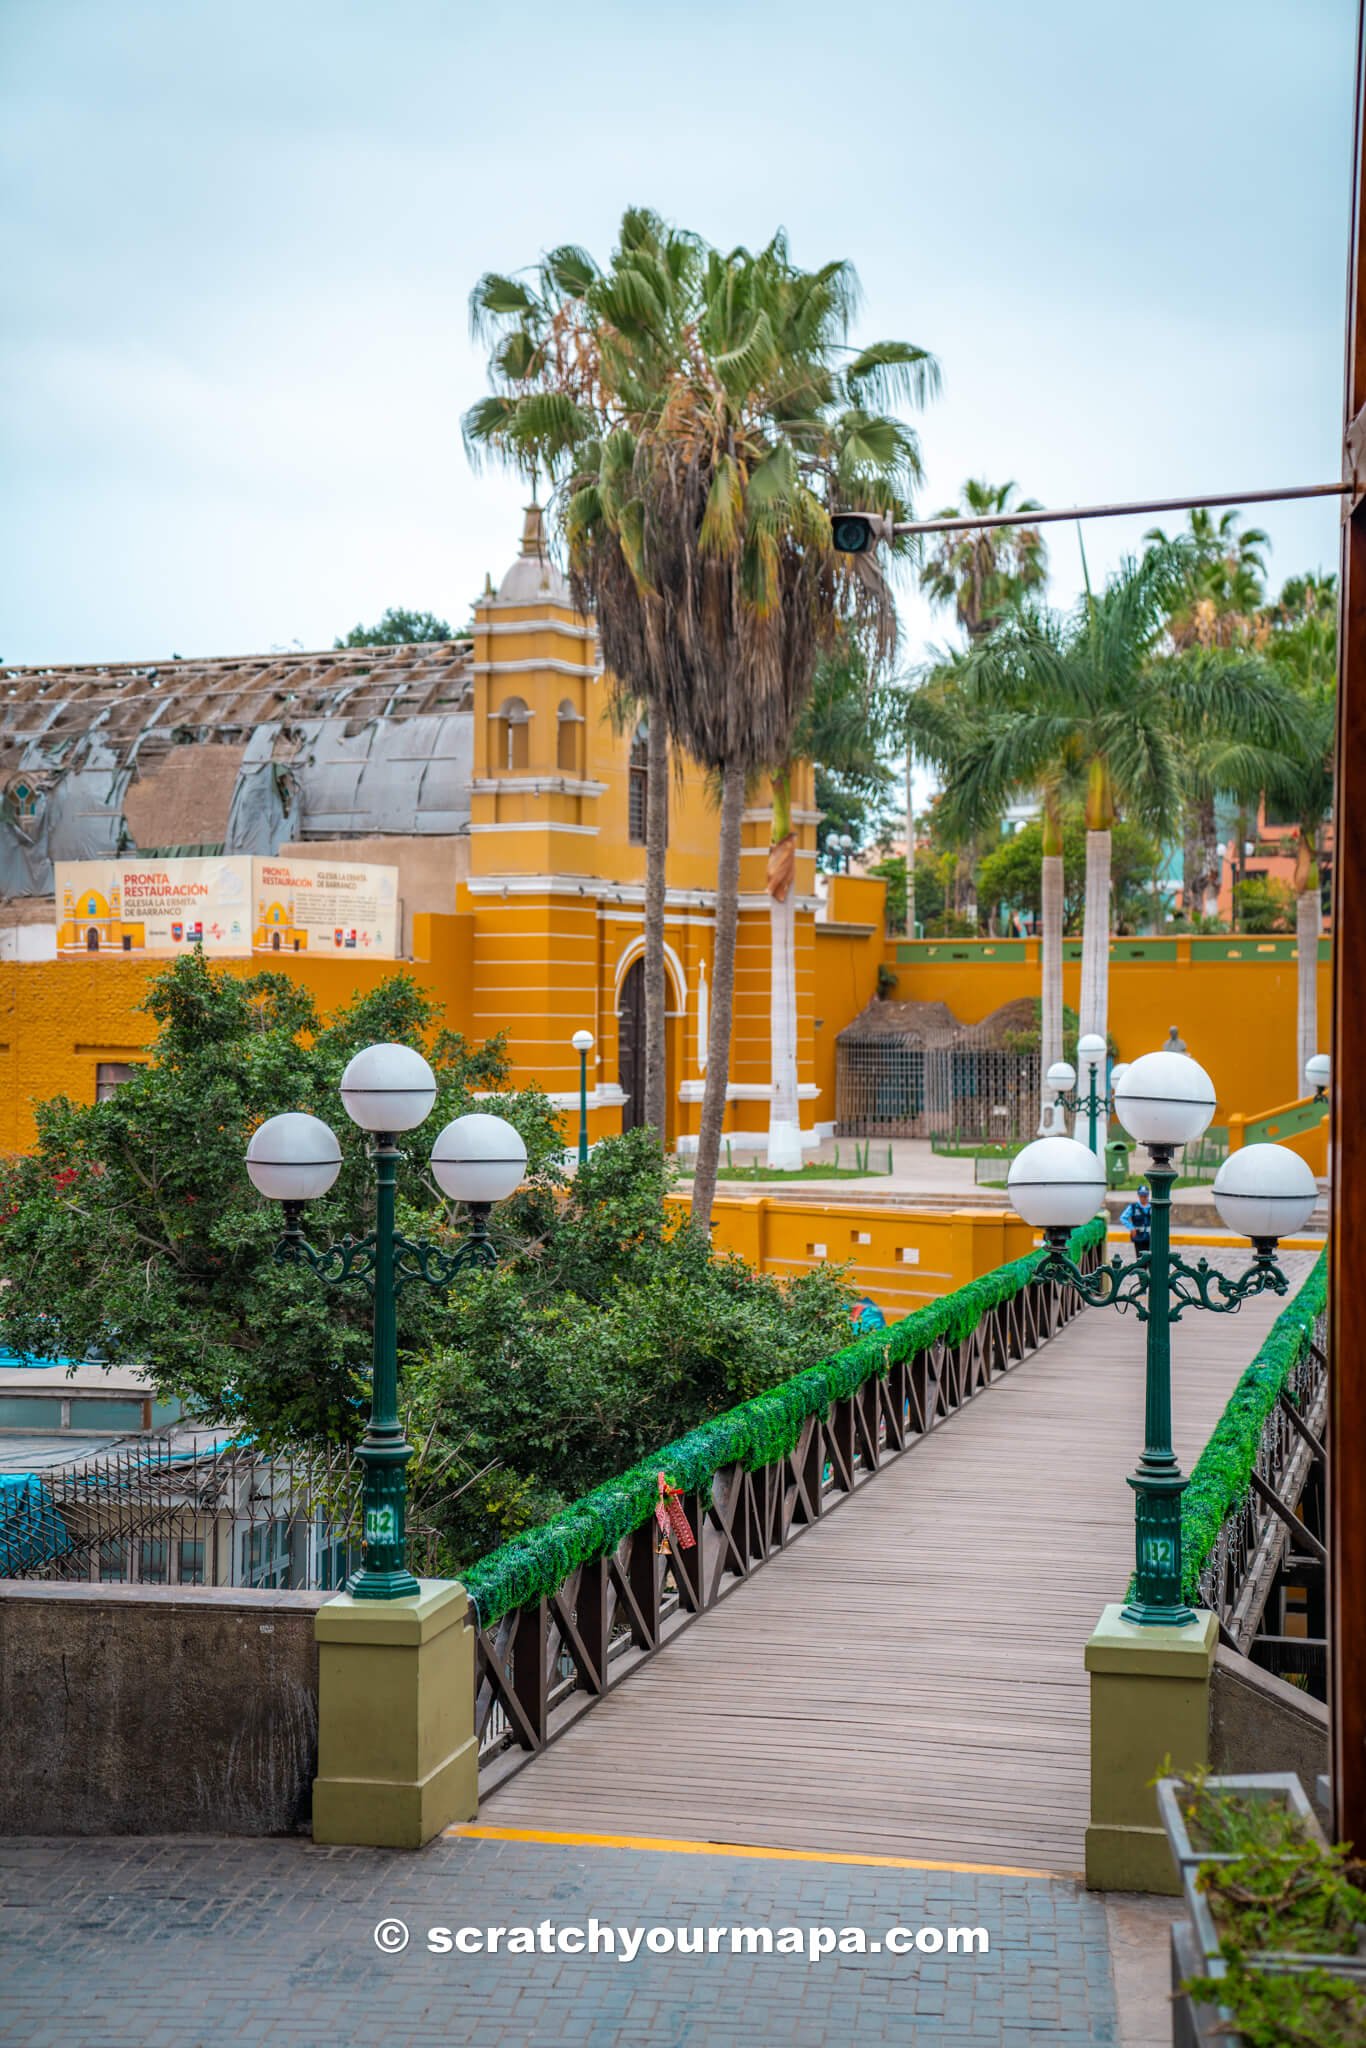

left=463, top=1234, right=1323, bottom=1876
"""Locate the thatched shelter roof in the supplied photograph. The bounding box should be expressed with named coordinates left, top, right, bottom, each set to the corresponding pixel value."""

left=837, top=993, right=1040, bottom=1049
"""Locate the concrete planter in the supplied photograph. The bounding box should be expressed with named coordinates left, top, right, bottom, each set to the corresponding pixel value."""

left=1157, top=1771, right=1365, bottom=2048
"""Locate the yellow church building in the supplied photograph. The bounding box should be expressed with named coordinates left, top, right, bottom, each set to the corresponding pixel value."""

left=0, top=507, right=840, bottom=1155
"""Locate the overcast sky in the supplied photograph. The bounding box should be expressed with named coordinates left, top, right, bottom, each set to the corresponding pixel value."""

left=0, top=0, right=1356, bottom=684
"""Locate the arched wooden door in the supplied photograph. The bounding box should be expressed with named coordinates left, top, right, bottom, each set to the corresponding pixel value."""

left=617, top=957, right=647, bottom=1130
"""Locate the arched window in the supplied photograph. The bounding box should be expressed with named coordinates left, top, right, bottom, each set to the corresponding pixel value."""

left=557, top=699, right=582, bottom=775
left=628, top=722, right=649, bottom=844
left=626, top=720, right=667, bottom=847
left=494, top=696, right=530, bottom=772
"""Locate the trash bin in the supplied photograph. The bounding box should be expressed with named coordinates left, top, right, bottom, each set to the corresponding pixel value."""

left=1105, top=1138, right=1130, bottom=1189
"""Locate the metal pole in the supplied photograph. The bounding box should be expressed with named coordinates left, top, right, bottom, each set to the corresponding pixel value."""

left=1331, top=0, right=1366, bottom=1849
left=1122, top=1151, right=1195, bottom=1627
left=893, top=479, right=1352, bottom=541
left=350, top=1138, right=421, bottom=1601
left=578, top=1048, right=590, bottom=1168
left=904, top=751, right=916, bottom=939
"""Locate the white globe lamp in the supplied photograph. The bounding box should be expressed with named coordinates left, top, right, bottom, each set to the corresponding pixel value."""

left=339, top=1043, right=437, bottom=1134
left=1007, top=1135, right=1106, bottom=1234
left=1077, top=1032, right=1106, bottom=1072
left=571, top=1029, right=594, bottom=1055
left=1212, top=1144, right=1318, bottom=1245
left=431, top=1112, right=528, bottom=1207
left=1305, top=1052, right=1331, bottom=1099
left=245, top=1112, right=342, bottom=1202
left=1046, top=1060, right=1077, bottom=1095
left=1112, top=1050, right=1216, bottom=1151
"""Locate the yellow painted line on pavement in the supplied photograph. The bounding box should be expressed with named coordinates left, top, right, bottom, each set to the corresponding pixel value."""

left=446, top=1823, right=1065, bottom=1880
left=1106, top=1230, right=1323, bottom=1251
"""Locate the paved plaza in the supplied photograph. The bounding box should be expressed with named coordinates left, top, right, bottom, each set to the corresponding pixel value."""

left=0, top=1827, right=1162, bottom=2047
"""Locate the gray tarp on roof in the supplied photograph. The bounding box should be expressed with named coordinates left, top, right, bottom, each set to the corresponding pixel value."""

left=0, top=730, right=132, bottom=896
left=0, top=644, right=475, bottom=895
left=224, top=725, right=303, bottom=854
left=291, top=713, right=473, bottom=839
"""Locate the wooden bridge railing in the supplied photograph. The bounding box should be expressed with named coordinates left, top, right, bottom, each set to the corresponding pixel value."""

left=1190, top=1254, right=1329, bottom=1697
left=471, top=1233, right=1101, bottom=1790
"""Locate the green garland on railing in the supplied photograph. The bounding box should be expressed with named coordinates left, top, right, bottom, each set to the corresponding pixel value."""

left=1180, top=1249, right=1328, bottom=1604
left=462, top=1217, right=1105, bottom=1628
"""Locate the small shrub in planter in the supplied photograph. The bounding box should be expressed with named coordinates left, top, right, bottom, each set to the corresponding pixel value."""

left=1158, top=1767, right=1366, bottom=2047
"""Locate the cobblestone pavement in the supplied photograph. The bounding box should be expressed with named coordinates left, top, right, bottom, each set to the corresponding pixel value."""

left=0, top=1829, right=1124, bottom=2047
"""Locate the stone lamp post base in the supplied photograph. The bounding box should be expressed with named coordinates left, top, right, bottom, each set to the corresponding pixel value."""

left=1084, top=1603, right=1219, bottom=1894
left=312, top=1579, right=478, bottom=1850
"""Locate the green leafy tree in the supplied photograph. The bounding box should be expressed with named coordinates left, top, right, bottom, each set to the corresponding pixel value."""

left=0, top=955, right=562, bottom=1445
left=911, top=547, right=1289, bottom=1060
left=866, top=850, right=948, bottom=934
left=334, top=607, right=456, bottom=647
left=405, top=1127, right=854, bottom=1565
left=1231, top=875, right=1294, bottom=934
left=976, top=814, right=1163, bottom=935
left=800, top=635, right=897, bottom=865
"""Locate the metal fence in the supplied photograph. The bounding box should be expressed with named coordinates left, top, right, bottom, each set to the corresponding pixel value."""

left=0, top=1434, right=365, bottom=1591
left=836, top=1038, right=1041, bottom=1142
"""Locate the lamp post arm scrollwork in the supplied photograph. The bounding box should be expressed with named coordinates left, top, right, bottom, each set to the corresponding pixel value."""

left=1005, top=1049, right=1316, bottom=1633
left=245, top=1062, right=528, bottom=1603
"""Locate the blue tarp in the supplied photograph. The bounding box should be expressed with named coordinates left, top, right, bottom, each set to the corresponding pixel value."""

left=0, top=1473, right=71, bottom=1573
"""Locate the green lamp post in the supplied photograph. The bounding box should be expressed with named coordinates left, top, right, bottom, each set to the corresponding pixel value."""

left=1046, top=1034, right=1126, bottom=1154
left=245, top=1046, right=527, bottom=1602
left=1007, top=1050, right=1318, bottom=1626
left=571, top=1029, right=594, bottom=1168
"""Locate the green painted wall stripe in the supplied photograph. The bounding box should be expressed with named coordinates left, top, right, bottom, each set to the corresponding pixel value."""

left=1242, top=1097, right=1329, bottom=1143
left=892, top=939, right=1334, bottom=965
left=1110, top=941, right=1177, bottom=961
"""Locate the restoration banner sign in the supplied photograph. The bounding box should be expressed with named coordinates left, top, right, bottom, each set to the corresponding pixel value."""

left=56, top=856, right=399, bottom=959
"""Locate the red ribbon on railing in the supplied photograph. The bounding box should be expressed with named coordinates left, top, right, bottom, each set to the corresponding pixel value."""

left=655, top=1472, right=695, bottom=1550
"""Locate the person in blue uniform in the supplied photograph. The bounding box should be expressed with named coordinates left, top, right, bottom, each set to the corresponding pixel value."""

left=1119, top=1184, right=1153, bottom=1252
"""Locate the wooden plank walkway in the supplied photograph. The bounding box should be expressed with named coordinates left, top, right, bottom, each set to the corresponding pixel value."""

left=485, top=1251, right=1315, bottom=1874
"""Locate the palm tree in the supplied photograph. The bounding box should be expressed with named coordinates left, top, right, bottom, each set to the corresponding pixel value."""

left=920, top=480, right=1048, bottom=642
left=765, top=638, right=894, bottom=1167
left=907, top=661, right=1072, bottom=1128
left=918, top=481, right=1048, bottom=929
left=465, top=212, right=703, bottom=1149
left=1228, top=575, right=1338, bottom=1093
left=468, top=214, right=937, bottom=1230
left=1144, top=507, right=1271, bottom=917
left=914, top=547, right=1290, bottom=1093
left=585, top=234, right=933, bottom=1228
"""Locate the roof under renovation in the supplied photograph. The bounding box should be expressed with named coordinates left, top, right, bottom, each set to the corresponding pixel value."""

left=0, top=641, right=475, bottom=899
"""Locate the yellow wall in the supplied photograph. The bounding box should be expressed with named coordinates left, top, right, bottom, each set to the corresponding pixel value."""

left=0, top=914, right=476, bottom=1156
left=879, top=934, right=1333, bottom=1126
left=811, top=875, right=886, bottom=1132
left=680, top=1193, right=1037, bottom=1315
